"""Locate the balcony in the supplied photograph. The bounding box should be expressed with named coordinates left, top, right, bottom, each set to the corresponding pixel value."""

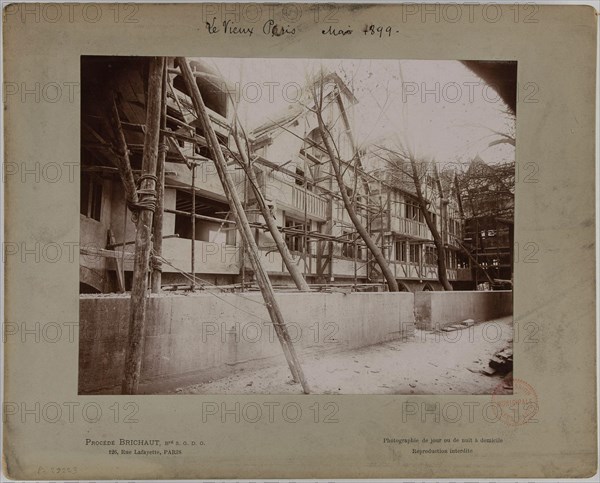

left=372, top=215, right=432, bottom=241
left=397, top=218, right=433, bottom=240
left=331, top=257, right=368, bottom=278
left=290, top=185, right=328, bottom=220
left=372, top=215, right=466, bottom=248
left=261, top=176, right=328, bottom=221
left=247, top=248, right=369, bottom=279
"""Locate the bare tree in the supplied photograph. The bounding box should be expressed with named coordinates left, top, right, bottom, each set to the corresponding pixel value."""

left=311, top=76, right=399, bottom=292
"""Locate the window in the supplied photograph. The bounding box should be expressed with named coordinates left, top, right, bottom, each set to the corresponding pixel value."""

left=295, top=167, right=305, bottom=187
left=445, top=249, right=457, bottom=269
left=395, top=240, right=407, bottom=262
left=80, top=172, right=103, bottom=221
left=424, top=246, right=437, bottom=265
left=197, top=145, right=211, bottom=160
left=409, top=244, right=421, bottom=264
left=405, top=203, right=416, bottom=220
left=406, top=201, right=424, bottom=222
left=430, top=212, right=437, bottom=227
left=341, top=230, right=353, bottom=258
left=457, top=252, right=469, bottom=269
left=335, top=200, right=344, bottom=219
left=295, top=166, right=313, bottom=192
left=284, top=217, right=306, bottom=253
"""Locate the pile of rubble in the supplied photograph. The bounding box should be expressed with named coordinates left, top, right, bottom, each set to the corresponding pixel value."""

left=481, top=341, right=513, bottom=376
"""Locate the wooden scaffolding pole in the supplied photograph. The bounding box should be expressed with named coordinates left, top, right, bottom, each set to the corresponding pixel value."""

left=151, top=61, right=168, bottom=293
left=177, top=57, right=310, bottom=393
left=122, top=57, right=165, bottom=395
left=231, top=129, right=310, bottom=292
left=106, top=95, right=138, bottom=206
left=190, top=164, right=196, bottom=290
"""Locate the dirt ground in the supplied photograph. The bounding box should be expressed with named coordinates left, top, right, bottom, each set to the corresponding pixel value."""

left=178, top=316, right=513, bottom=395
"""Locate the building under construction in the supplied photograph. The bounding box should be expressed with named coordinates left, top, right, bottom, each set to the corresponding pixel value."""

left=78, top=56, right=515, bottom=396
left=80, top=56, right=469, bottom=295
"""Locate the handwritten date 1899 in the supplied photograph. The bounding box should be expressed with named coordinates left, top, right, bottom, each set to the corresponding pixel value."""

left=363, top=24, right=396, bottom=37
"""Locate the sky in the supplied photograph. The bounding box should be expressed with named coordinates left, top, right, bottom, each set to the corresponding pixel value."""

left=202, top=57, right=516, bottom=169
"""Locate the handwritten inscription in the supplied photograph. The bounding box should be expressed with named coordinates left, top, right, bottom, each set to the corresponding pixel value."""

left=206, top=17, right=254, bottom=36
left=205, top=17, right=297, bottom=37
left=201, top=3, right=540, bottom=40
left=363, top=24, right=396, bottom=37
left=263, top=19, right=296, bottom=37
left=321, top=25, right=353, bottom=36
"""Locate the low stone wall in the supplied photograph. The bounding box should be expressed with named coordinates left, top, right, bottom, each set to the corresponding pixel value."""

left=414, top=290, right=513, bottom=330
left=79, top=291, right=415, bottom=393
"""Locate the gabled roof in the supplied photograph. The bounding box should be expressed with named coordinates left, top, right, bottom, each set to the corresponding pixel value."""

left=316, top=71, right=358, bottom=106
left=250, top=70, right=358, bottom=140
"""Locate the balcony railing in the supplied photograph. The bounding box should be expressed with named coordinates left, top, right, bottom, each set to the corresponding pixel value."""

left=291, top=185, right=328, bottom=220
left=371, top=215, right=432, bottom=240
left=372, top=215, right=465, bottom=248
left=261, top=176, right=328, bottom=221
left=397, top=217, right=432, bottom=240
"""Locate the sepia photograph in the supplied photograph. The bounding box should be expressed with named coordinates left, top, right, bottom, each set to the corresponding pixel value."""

left=4, top=2, right=597, bottom=480
left=79, top=56, right=516, bottom=396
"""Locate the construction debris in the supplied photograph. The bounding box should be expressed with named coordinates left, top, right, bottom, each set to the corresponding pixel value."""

left=489, top=347, right=513, bottom=373
left=481, top=345, right=513, bottom=376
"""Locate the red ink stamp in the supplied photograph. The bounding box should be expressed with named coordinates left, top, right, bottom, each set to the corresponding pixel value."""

left=491, top=377, right=538, bottom=426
